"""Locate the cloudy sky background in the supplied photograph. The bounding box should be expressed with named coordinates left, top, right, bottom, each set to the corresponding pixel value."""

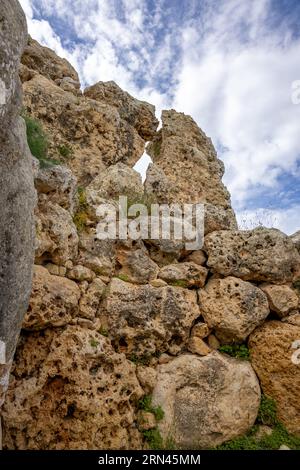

left=20, top=0, right=300, bottom=234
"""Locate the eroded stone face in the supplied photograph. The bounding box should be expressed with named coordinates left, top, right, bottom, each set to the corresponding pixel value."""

left=205, top=228, right=300, bottom=283
left=152, top=352, right=261, bottom=448
left=158, top=262, right=208, bottom=288
left=0, top=0, right=35, bottom=382
left=21, top=36, right=80, bottom=88
left=102, top=278, right=200, bottom=357
left=199, top=277, right=270, bottom=343
left=260, top=284, right=299, bottom=318
left=21, top=75, right=149, bottom=185
left=249, top=321, right=300, bottom=434
left=35, top=198, right=79, bottom=266
left=87, top=163, right=144, bottom=201
left=2, top=326, right=143, bottom=449
left=116, top=247, right=159, bottom=284
left=23, top=266, right=80, bottom=330
left=35, top=164, right=77, bottom=214
left=147, top=110, right=233, bottom=210
left=84, top=81, right=159, bottom=140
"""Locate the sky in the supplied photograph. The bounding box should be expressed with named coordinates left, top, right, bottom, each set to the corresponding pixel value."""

left=19, top=0, right=300, bottom=234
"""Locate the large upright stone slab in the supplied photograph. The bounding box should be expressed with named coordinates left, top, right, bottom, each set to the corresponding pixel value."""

left=0, top=0, right=35, bottom=408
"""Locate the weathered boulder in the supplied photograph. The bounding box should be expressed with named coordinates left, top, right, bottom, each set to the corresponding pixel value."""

left=0, top=0, right=35, bottom=407
left=23, top=266, right=80, bottom=330
left=78, top=234, right=116, bottom=277
left=147, top=110, right=233, bottom=210
left=205, top=228, right=300, bottom=283
left=199, top=277, right=270, bottom=343
left=152, top=352, right=261, bottom=448
left=35, top=164, right=77, bottom=214
left=35, top=198, right=79, bottom=266
left=144, top=163, right=173, bottom=204
left=191, top=322, right=211, bottom=339
left=102, top=278, right=200, bottom=357
left=84, top=81, right=159, bottom=140
left=204, top=203, right=237, bottom=235
left=249, top=321, right=300, bottom=434
left=21, top=36, right=80, bottom=88
left=21, top=74, right=149, bottom=184
left=67, top=265, right=96, bottom=282
left=260, top=284, right=299, bottom=318
left=187, top=337, right=211, bottom=356
left=158, top=262, right=208, bottom=288
left=2, top=326, right=143, bottom=449
left=87, top=163, right=144, bottom=201
left=116, top=247, right=159, bottom=284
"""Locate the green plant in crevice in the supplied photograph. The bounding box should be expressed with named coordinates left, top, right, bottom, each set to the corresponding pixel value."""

left=58, top=143, right=74, bottom=160
left=90, top=338, right=99, bottom=348
left=138, top=395, right=164, bottom=422
left=138, top=395, right=166, bottom=450
left=22, top=112, right=58, bottom=168
left=256, top=394, right=277, bottom=426
left=98, top=326, right=108, bottom=337
left=116, top=273, right=130, bottom=282
left=170, top=279, right=189, bottom=288
left=219, top=343, right=250, bottom=360
left=142, top=428, right=164, bottom=450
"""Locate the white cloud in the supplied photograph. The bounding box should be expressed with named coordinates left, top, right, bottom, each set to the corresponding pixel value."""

left=173, top=0, right=300, bottom=213
left=18, top=0, right=300, bottom=234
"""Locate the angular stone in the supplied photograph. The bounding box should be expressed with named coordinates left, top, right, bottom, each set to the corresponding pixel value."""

left=21, top=36, right=80, bottom=87
left=102, top=278, right=200, bottom=357
left=191, top=322, right=211, bottom=339
left=87, top=163, right=144, bottom=201
left=35, top=164, right=77, bottom=214
left=282, top=313, right=300, bottom=327
left=205, top=228, right=300, bottom=283
left=116, top=247, right=159, bottom=284
left=204, top=203, right=237, bottom=235
left=249, top=321, right=300, bottom=434
left=84, top=81, right=159, bottom=140
left=35, top=198, right=78, bottom=266
left=260, top=284, right=299, bottom=318
left=136, top=366, right=157, bottom=394
left=2, top=326, right=143, bottom=449
left=67, top=265, right=96, bottom=282
left=152, top=352, right=261, bottom=448
left=187, top=337, right=211, bottom=356
left=207, top=334, right=221, bottom=350
left=147, top=110, right=233, bottom=210
left=144, top=163, right=173, bottom=203
left=158, top=262, right=208, bottom=288
left=45, top=263, right=67, bottom=277
left=22, top=74, right=147, bottom=184
left=199, top=277, right=270, bottom=343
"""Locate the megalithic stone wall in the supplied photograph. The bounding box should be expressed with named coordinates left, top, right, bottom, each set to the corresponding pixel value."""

left=1, top=2, right=300, bottom=450
left=0, top=0, right=36, bottom=436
